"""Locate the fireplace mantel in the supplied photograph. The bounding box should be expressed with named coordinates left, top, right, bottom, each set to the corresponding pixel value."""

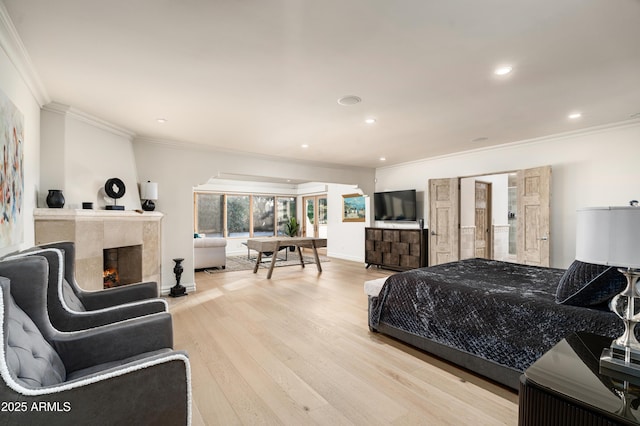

left=34, top=208, right=163, bottom=221
left=34, top=208, right=163, bottom=292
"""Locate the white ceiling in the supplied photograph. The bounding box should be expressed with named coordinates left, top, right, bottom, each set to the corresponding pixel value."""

left=4, top=0, right=640, bottom=168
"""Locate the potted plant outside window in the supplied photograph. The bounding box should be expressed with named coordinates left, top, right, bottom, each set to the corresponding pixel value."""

left=285, top=217, right=300, bottom=251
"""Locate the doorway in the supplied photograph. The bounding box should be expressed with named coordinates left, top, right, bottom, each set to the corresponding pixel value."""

left=474, top=181, right=491, bottom=259
left=302, top=195, right=328, bottom=239
left=429, top=165, right=551, bottom=267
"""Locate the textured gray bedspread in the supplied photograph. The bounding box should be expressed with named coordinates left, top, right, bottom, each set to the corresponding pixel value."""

left=369, top=259, right=622, bottom=376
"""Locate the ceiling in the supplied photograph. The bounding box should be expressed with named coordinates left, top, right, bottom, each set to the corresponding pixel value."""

left=4, top=0, right=640, bottom=169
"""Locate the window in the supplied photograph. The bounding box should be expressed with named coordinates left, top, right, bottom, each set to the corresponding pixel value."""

left=227, top=195, right=250, bottom=237
left=318, top=197, right=328, bottom=225
left=252, top=195, right=275, bottom=236
left=277, top=197, right=296, bottom=235
left=195, top=192, right=296, bottom=238
left=195, top=193, right=223, bottom=236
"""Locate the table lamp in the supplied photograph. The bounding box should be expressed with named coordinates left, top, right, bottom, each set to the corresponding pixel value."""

left=576, top=206, right=640, bottom=378
left=140, top=181, right=158, bottom=212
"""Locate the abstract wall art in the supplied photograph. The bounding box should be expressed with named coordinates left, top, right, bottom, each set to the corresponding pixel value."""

left=0, top=89, right=24, bottom=247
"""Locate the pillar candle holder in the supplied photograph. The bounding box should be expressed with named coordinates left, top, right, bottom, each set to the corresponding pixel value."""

left=169, top=258, right=187, bottom=297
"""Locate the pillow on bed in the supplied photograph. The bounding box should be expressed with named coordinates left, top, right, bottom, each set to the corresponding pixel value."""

left=556, top=260, right=627, bottom=307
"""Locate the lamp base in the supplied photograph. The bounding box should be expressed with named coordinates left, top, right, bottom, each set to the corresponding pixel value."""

left=601, top=345, right=640, bottom=379
left=142, top=199, right=155, bottom=211
left=600, top=268, right=640, bottom=380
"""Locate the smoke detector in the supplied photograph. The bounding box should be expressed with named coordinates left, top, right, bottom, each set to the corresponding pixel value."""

left=337, top=95, right=362, bottom=106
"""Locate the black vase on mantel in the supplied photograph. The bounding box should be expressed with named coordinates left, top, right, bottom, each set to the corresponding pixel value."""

left=46, top=189, right=65, bottom=208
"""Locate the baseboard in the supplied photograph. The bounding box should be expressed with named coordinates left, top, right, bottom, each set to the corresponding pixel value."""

left=161, top=282, right=196, bottom=296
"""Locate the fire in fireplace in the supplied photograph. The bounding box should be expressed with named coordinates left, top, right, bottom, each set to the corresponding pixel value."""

left=103, top=245, right=143, bottom=289
left=103, top=267, right=120, bottom=288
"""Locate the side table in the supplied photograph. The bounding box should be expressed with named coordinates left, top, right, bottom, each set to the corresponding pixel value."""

left=519, top=332, right=640, bottom=425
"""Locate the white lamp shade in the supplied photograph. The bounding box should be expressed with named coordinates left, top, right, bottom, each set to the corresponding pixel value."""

left=576, top=206, right=640, bottom=269
left=141, top=181, right=158, bottom=200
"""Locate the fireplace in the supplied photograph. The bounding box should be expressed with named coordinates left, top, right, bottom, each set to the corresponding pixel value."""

left=103, top=245, right=143, bottom=288
left=34, top=209, right=163, bottom=292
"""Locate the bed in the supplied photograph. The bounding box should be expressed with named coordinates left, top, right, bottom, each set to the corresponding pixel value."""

left=366, top=258, right=627, bottom=390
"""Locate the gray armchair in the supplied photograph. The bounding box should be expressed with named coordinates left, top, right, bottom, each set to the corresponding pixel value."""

left=0, top=257, right=190, bottom=425
left=6, top=245, right=167, bottom=331
left=38, top=240, right=164, bottom=308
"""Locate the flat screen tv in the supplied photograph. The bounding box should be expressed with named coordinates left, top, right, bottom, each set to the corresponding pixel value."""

left=374, top=189, right=417, bottom=221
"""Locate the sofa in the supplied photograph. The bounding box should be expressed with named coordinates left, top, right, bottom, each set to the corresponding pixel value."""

left=194, top=236, right=227, bottom=269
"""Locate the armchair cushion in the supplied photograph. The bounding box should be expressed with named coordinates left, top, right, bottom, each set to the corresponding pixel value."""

left=65, top=348, right=171, bottom=381
left=61, top=278, right=86, bottom=312
left=78, top=280, right=159, bottom=310
left=52, top=313, right=173, bottom=373
left=5, top=286, right=66, bottom=388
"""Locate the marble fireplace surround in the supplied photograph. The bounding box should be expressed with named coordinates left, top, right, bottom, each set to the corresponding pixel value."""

left=34, top=209, right=163, bottom=292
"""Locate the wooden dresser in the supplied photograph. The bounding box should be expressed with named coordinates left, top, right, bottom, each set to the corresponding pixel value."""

left=365, top=227, right=428, bottom=271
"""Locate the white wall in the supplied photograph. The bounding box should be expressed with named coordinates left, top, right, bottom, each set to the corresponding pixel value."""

left=326, top=183, right=367, bottom=262
left=133, top=138, right=375, bottom=293
left=375, top=122, right=640, bottom=268
left=40, top=103, right=142, bottom=210
left=0, top=7, right=43, bottom=256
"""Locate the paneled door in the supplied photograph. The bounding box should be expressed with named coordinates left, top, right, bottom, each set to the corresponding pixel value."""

left=429, top=165, right=551, bottom=266
left=517, top=166, right=551, bottom=266
left=475, top=181, right=491, bottom=259
left=303, top=195, right=328, bottom=239
left=428, top=178, right=459, bottom=266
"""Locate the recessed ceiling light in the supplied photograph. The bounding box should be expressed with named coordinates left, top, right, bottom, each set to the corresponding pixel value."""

left=365, top=118, right=376, bottom=124
left=301, top=144, right=309, bottom=149
left=156, top=118, right=167, bottom=124
left=494, top=66, right=513, bottom=76
left=568, top=112, right=582, bottom=119
left=337, top=95, right=362, bottom=106
left=379, top=157, right=386, bottom=161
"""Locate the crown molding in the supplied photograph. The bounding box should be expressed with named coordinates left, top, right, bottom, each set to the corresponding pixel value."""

left=0, top=2, right=50, bottom=106
left=43, top=101, right=136, bottom=140
left=377, top=119, right=640, bottom=171
left=133, top=135, right=374, bottom=172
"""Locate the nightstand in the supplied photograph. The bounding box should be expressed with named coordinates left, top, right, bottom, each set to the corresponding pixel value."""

left=519, top=332, right=640, bottom=426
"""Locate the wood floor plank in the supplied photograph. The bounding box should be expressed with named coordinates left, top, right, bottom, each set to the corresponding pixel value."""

left=172, top=309, right=243, bottom=425
left=188, top=308, right=284, bottom=425
left=218, top=316, right=330, bottom=413
left=169, top=258, right=518, bottom=425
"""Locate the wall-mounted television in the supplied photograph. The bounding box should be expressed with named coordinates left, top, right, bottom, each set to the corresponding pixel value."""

left=374, top=189, right=417, bottom=221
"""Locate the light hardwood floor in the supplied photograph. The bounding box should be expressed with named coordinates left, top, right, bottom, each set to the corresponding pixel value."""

left=168, top=257, right=519, bottom=425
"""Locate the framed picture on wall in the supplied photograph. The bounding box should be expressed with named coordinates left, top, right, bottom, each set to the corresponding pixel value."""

left=342, top=193, right=365, bottom=222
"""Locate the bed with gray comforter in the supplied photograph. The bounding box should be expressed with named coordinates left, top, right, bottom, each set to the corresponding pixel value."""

left=368, top=258, right=626, bottom=389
